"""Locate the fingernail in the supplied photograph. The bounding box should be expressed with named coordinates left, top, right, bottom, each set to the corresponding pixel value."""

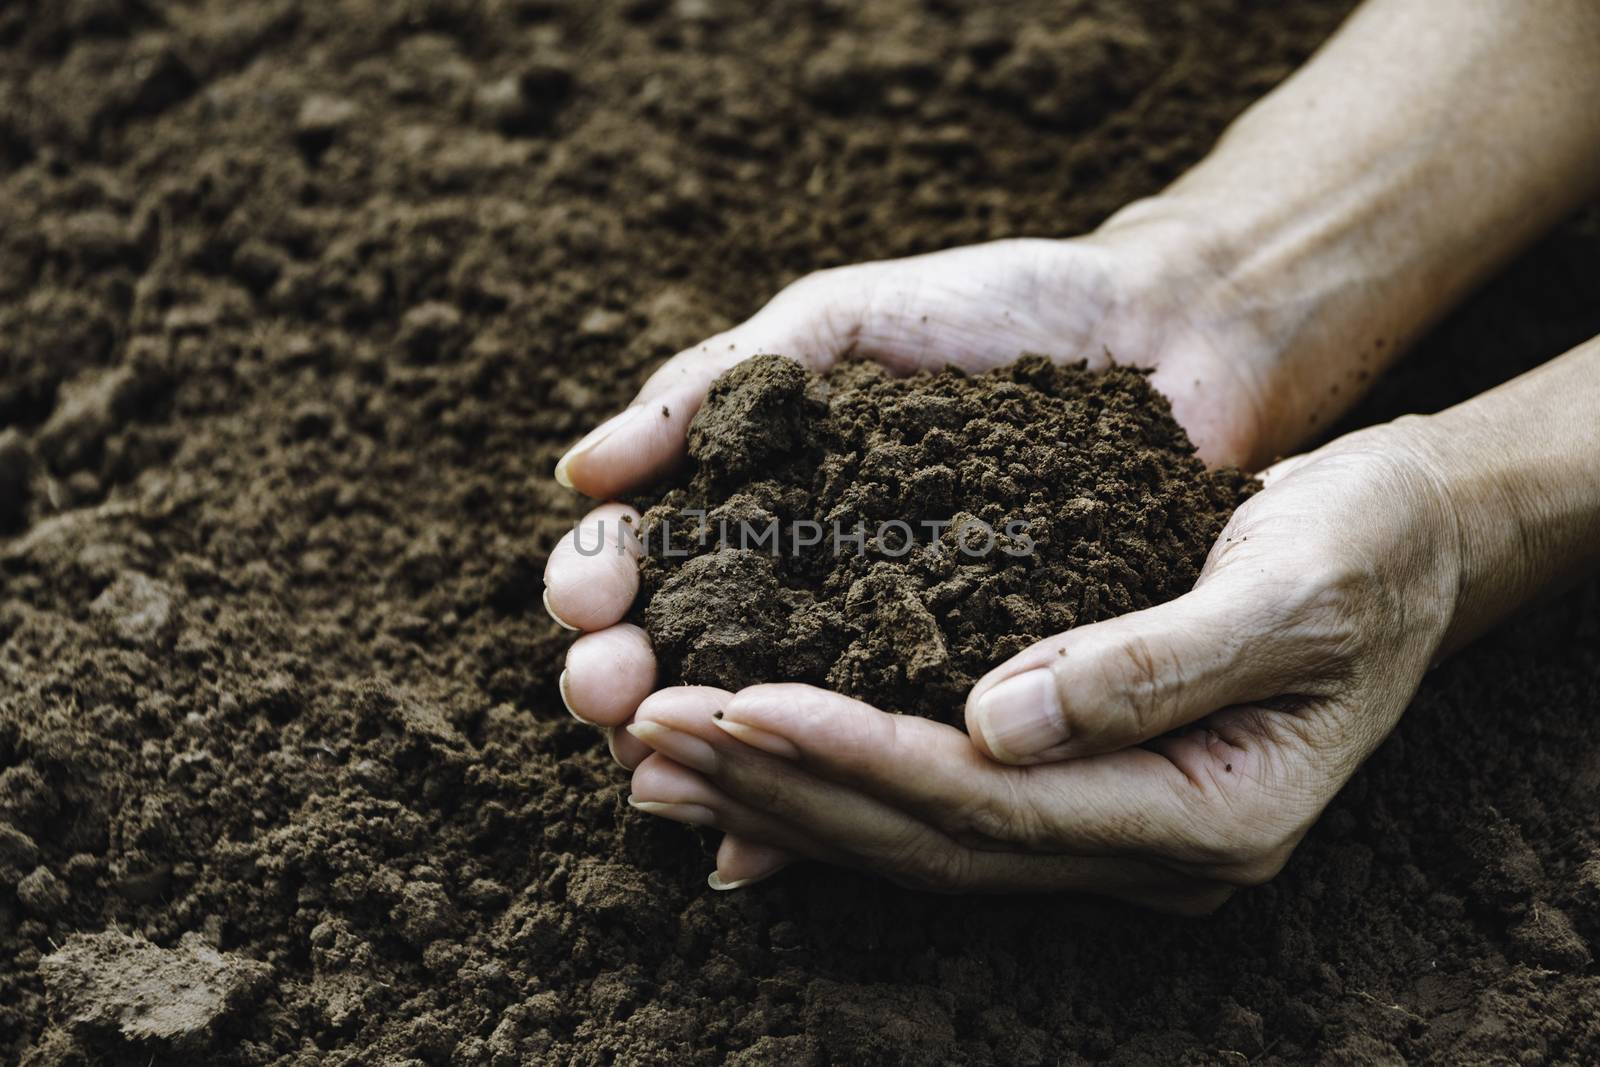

left=604, top=727, right=626, bottom=767
left=626, top=795, right=716, bottom=826
left=558, top=669, right=595, bottom=724
left=708, top=867, right=785, bottom=892
left=555, top=406, right=644, bottom=490
left=712, top=716, right=800, bottom=760
left=972, top=668, right=1064, bottom=763
left=626, top=721, right=719, bottom=775
left=543, top=588, right=580, bottom=631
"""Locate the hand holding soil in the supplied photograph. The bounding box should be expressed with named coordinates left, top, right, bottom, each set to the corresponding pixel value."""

left=543, top=233, right=1286, bottom=755
left=546, top=0, right=1600, bottom=903
left=553, top=336, right=1600, bottom=907
left=542, top=232, right=1288, bottom=885
left=610, top=418, right=1480, bottom=911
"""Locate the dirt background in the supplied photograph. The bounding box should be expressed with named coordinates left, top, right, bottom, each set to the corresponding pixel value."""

left=1, top=0, right=1598, bottom=1064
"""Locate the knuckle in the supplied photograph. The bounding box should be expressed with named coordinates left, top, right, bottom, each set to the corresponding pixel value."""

left=1110, top=633, right=1173, bottom=736
left=858, top=703, right=899, bottom=755
left=960, top=801, right=1014, bottom=845
left=1312, top=560, right=1378, bottom=617
left=1067, top=632, right=1176, bottom=746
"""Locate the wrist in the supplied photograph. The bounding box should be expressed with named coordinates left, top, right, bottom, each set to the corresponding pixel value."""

left=1397, top=341, right=1600, bottom=653
left=1093, top=192, right=1380, bottom=464
left=1352, top=416, right=1473, bottom=661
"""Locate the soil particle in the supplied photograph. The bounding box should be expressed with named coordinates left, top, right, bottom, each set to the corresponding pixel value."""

left=36, top=368, right=139, bottom=475
left=638, top=355, right=1255, bottom=723
left=0, top=824, right=42, bottom=881
left=398, top=300, right=468, bottom=364
left=567, top=857, right=673, bottom=927
left=1509, top=904, right=1592, bottom=970
left=16, top=866, right=69, bottom=918
left=474, top=58, right=575, bottom=134
left=294, top=93, right=361, bottom=158
left=395, top=879, right=464, bottom=948
left=40, top=34, right=197, bottom=145
left=39, top=930, right=271, bottom=1052
left=804, top=981, right=959, bottom=1067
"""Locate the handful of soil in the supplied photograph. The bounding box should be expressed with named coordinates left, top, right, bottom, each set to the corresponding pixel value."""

left=633, top=355, right=1255, bottom=726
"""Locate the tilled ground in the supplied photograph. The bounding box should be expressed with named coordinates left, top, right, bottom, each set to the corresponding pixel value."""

left=2, top=0, right=1599, bottom=1064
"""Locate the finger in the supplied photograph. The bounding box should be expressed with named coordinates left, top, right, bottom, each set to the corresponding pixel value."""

left=628, top=753, right=820, bottom=855
left=717, top=683, right=1220, bottom=858
left=541, top=503, right=642, bottom=632
left=625, top=687, right=737, bottom=778
left=629, top=690, right=965, bottom=880
left=631, top=724, right=974, bottom=890
left=963, top=576, right=1301, bottom=764
left=629, top=753, right=1022, bottom=895
left=561, top=624, right=656, bottom=727
left=631, top=700, right=1235, bottom=904
left=554, top=270, right=873, bottom=499
left=606, top=725, right=651, bottom=771
left=711, top=835, right=795, bottom=891
left=715, top=683, right=998, bottom=833
left=627, top=751, right=726, bottom=826
left=639, top=694, right=1233, bottom=897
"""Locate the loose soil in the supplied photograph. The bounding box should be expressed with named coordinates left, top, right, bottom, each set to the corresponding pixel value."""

left=638, top=355, right=1255, bottom=724
left=2, top=1, right=1599, bottom=1065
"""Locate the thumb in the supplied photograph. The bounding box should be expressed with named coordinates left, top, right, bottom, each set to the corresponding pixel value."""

left=964, top=573, right=1302, bottom=765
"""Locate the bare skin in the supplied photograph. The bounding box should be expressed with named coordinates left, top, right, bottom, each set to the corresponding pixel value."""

left=543, top=0, right=1600, bottom=898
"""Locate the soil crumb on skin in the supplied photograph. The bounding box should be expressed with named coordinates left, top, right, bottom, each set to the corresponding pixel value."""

left=637, top=355, right=1255, bottom=723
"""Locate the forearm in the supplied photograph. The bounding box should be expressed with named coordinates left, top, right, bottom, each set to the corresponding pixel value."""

left=1411, top=337, right=1600, bottom=654
left=1104, top=0, right=1600, bottom=460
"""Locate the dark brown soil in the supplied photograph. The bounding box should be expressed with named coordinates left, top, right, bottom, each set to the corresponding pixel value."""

left=638, top=355, right=1255, bottom=724
left=2, top=1, right=1599, bottom=1064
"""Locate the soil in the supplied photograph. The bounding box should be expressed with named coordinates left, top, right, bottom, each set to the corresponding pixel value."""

left=2, top=0, right=1599, bottom=1065
left=637, top=355, right=1255, bottom=724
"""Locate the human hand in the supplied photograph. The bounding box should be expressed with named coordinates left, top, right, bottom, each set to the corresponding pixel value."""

left=619, top=418, right=1465, bottom=907
left=546, top=224, right=1294, bottom=775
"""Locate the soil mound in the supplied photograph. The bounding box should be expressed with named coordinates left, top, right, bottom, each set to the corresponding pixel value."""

left=40, top=930, right=271, bottom=1053
left=637, top=355, right=1255, bottom=722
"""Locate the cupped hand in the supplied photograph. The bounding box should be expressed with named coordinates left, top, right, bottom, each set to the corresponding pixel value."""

left=546, top=226, right=1289, bottom=774
left=621, top=419, right=1465, bottom=907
